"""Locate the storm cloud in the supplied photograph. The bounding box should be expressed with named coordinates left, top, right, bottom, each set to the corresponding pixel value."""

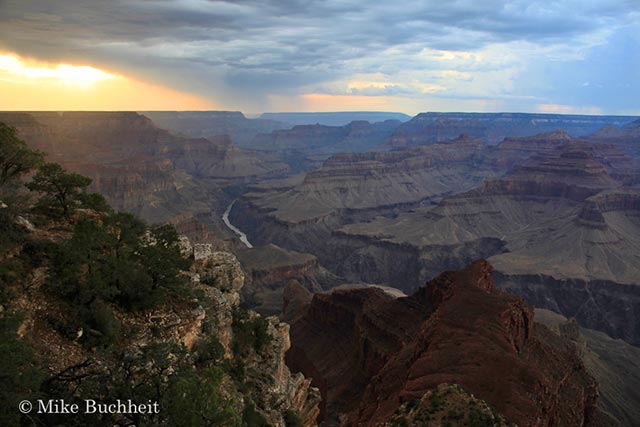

left=0, top=0, right=638, bottom=113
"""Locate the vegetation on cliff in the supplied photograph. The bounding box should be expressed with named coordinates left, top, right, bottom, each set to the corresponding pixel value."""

left=0, top=123, right=319, bottom=427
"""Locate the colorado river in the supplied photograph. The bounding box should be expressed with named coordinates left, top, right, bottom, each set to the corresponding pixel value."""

left=222, top=200, right=253, bottom=248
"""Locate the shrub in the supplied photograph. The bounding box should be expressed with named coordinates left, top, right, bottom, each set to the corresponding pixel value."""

left=242, top=401, right=270, bottom=427
left=0, top=313, right=45, bottom=427
left=193, top=335, right=225, bottom=366
left=21, top=238, right=57, bottom=267
left=232, top=308, right=272, bottom=356
left=284, top=410, right=303, bottom=427
left=164, top=366, right=241, bottom=427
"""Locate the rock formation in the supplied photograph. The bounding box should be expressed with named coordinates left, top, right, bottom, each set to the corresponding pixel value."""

left=235, top=244, right=342, bottom=316
left=286, top=260, right=602, bottom=426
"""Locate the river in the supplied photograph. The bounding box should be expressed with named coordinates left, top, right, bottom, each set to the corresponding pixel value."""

left=222, top=200, right=253, bottom=248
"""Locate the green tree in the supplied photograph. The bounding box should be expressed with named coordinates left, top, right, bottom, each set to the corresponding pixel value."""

left=0, top=123, right=44, bottom=250
left=0, top=123, right=43, bottom=187
left=47, top=214, right=192, bottom=345
left=78, top=192, right=112, bottom=213
left=27, top=162, right=92, bottom=219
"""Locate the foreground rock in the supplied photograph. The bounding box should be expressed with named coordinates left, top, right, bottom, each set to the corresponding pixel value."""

left=286, top=260, right=604, bottom=426
left=8, top=230, right=320, bottom=427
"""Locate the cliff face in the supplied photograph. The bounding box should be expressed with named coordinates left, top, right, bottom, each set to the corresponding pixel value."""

left=190, top=249, right=321, bottom=427
left=234, top=244, right=342, bottom=316
left=286, top=260, right=601, bottom=427
left=536, top=308, right=640, bottom=427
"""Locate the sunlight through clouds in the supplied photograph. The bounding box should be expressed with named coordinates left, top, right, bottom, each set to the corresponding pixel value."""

left=0, top=52, right=216, bottom=110
left=0, top=54, right=117, bottom=87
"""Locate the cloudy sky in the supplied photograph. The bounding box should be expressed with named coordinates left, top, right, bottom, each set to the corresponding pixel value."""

left=0, top=0, right=638, bottom=114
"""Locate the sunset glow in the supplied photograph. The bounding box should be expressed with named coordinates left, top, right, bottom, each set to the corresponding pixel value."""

left=0, top=1, right=637, bottom=113
left=0, top=53, right=216, bottom=110
left=0, top=54, right=116, bottom=87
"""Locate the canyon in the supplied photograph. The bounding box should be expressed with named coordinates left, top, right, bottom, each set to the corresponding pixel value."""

left=230, top=125, right=640, bottom=348
left=3, top=110, right=640, bottom=426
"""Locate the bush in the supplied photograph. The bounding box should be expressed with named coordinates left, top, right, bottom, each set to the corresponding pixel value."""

left=232, top=309, right=272, bottom=356
left=193, top=335, right=225, bottom=366
left=468, top=408, right=496, bottom=427
left=284, top=410, right=303, bottom=427
left=0, top=313, right=45, bottom=427
left=43, top=212, right=193, bottom=350
left=0, top=207, right=26, bottom=251
left=21, top=238, right=57, bottom=267
left=80, top=300, right=121, bottom=347
left=242, top=401, right=270, bottom=427
left=164, top=366, right=241, bottom=427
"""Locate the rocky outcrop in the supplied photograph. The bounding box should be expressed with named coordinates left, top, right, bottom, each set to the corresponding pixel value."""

left=286, top=283, right=431, bottom=424
left=287, top=260, right=602, bottom=426
left=186, top=246, right=321, bottom=427
left=7, top=227, right=321, bottom=427
left=235, top=244, right=342, bottom=315
left=383, top=383, right=510, bottom=427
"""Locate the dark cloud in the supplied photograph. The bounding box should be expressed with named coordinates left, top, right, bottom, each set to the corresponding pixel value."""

left=0, top=0, right=637, bottom=112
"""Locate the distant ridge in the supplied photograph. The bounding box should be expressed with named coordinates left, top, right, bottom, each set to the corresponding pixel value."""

left=259, top=111, right=411, bottom=126
left=386, top=111, right=639, bottom=146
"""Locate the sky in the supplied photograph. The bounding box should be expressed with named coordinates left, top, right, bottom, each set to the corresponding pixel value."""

left=0, top=0, right=638, bottom=115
